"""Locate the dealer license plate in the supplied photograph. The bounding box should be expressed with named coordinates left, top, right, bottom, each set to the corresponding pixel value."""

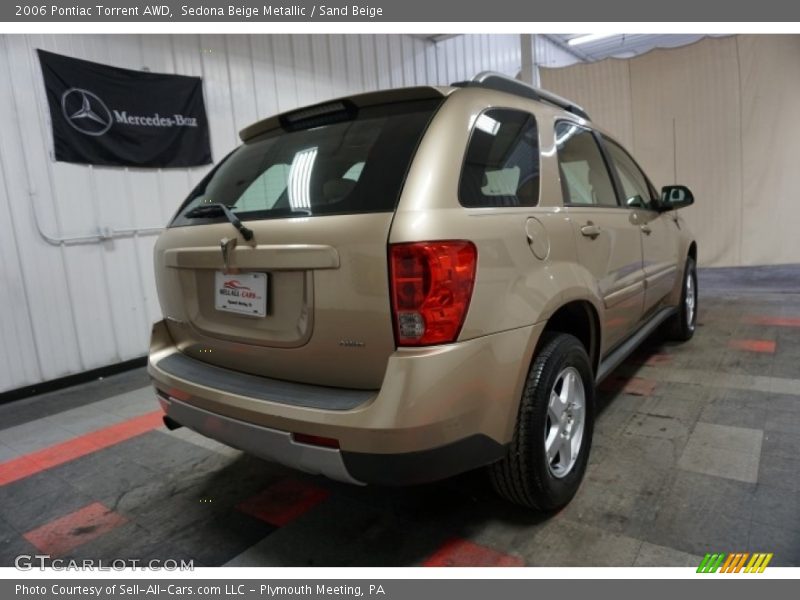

left=214, top=272, right=268, bottom=317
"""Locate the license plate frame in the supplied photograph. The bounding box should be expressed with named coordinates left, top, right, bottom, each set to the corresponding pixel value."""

left=214, top=271, right=268, bottom=318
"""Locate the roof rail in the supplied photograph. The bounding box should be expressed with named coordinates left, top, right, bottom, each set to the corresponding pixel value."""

left=452, top=71, right=590, bottom=121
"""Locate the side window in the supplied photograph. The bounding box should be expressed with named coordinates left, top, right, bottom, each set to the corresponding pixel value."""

left=603, top=138, right=655, bottom=209
left=459, top=109, right=540, bottom=208
left=555, top=122, right=618, bottom=207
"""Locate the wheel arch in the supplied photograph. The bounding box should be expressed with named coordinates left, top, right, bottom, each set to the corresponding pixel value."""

left=539, top=299, right=602, bottom=381
left=688, top=241, right=697, bottom=263
left=669, top=240, right=698, bottom=306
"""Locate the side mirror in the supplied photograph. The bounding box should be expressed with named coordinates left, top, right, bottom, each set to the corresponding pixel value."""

left=659, top=185, right=694, bottom=211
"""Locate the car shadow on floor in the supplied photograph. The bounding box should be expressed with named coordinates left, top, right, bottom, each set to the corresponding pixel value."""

left=171, top=450, right=554, bottom=566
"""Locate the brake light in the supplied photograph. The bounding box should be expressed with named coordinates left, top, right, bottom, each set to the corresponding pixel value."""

left=389, top=241, right=477, bottom=346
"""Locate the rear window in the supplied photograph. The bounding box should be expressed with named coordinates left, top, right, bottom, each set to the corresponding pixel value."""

left=171, top=99, right=442, bottom=226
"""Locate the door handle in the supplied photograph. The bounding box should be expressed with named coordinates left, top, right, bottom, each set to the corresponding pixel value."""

left=641, top=224, right=652, bottom=235
left=580, top=223, right=601, bottom=239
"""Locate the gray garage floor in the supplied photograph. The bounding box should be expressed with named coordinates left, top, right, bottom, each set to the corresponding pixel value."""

left=1, top=264, right=798, bottom=567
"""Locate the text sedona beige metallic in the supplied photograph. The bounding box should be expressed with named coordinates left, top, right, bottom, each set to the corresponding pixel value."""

left=148, top=72, right=697, bottom=510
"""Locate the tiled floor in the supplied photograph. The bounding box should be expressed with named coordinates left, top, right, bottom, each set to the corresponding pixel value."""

left=0, top=266, right=798, bottom=567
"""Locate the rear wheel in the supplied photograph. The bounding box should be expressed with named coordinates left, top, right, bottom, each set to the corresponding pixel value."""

left=664, top=256, right=697, bottom=342
left=490, top=333, right=594, bottom=511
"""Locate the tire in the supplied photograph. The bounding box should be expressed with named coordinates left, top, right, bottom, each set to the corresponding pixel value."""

left=664, top=256, right=697, bottom=342
left=490, top=332, right=594, bottom=511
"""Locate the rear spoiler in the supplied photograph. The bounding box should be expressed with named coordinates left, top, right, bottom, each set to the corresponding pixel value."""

left=238, top=86, right=450, bottom=142
left=452, top=71, right=591, bottom=121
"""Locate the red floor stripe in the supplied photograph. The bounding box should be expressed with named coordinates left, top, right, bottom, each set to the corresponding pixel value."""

left=23, top=502, right=128, bottom=556
left=0, top=410, right=163, bottom=486
left=236, top=478, right=331, bottom=526
left=642, top=353, right=672, bottom=367
left=728, top=339, right=776, bottom=354
left=423, top=538, right=524, bottom=567
left=629, top=353, right=672, bottom=367
left=742, top=316, right=800, bottom=328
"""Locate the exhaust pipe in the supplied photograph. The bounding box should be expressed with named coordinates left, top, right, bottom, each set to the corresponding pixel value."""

left=163, top=415, right=183, bottom=431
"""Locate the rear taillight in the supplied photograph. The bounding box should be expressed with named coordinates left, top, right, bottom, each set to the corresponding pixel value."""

left=389, top=241, right=477, bottom=346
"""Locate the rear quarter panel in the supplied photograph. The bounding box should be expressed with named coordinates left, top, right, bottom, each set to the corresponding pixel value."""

left=391, top=89, right=605, bottom=340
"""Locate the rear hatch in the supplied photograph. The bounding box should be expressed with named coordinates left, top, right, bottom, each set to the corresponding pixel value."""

left=153, top=91, right=444, bottom=390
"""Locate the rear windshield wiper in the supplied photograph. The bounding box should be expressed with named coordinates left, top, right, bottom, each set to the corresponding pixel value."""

left=184, top=203, right=254, bottom=241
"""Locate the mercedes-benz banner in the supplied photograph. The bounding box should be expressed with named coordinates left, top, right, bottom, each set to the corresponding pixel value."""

left=37, top=49, right=212, bottom=168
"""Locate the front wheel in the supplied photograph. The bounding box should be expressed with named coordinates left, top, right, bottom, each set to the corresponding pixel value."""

left=664, top=256, right=697, bottom=342
left=490, top=333, right=594, bottom=511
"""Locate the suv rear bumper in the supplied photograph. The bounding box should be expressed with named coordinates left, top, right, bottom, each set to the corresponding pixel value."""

left=158, top=392, right=505, bottom=485
left=148, top=319, right=543, bottom=485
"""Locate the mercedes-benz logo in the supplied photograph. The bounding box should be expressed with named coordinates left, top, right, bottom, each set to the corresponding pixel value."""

left=61, top=88, right=113, bottom=136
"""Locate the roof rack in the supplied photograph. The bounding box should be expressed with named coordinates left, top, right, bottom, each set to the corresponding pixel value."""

left=452, top=71, right=590, bottom=121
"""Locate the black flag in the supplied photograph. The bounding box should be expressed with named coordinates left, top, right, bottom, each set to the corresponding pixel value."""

left=37, top=49, right=212, bottom=168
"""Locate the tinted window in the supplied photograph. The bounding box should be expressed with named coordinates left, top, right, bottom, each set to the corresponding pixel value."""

left=171, top=99, right=441, bottom=226
left=603, top=138, right=655, bottom=209
left=459, top=109, right=539, bottom=208
left=555, top=122, right=618, bottom=207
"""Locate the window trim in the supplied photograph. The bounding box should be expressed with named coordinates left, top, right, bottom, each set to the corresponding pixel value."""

left=554, top=119, right=623, bottom=210
left=457, top=107, right=541, bottom=209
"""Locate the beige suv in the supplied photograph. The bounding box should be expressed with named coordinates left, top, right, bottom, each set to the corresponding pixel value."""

left=148, top=72, right=697, bottom=510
